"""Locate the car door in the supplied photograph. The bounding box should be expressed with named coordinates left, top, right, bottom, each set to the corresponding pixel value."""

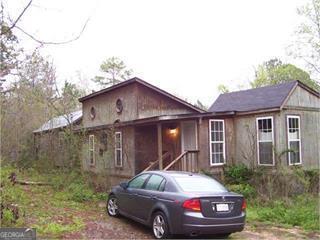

left=134, top=174, right=166, bottom=221
left=119, top=173, right=150, bottom=216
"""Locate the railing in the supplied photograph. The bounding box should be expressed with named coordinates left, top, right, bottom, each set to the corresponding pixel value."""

left=164, top=150, right=199, bottom=172
left=143, top=152, right=171, bottom=172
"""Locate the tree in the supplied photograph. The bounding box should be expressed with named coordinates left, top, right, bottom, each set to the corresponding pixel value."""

left=288, top=0, right=320, bottom=81
left=93, top=57, right=132, bottom=88
left=251, top=58, right=320, bottom=91
left=59, top=81, right=85, bottom=113
left=194, top=100, right=208, bottom=111
left=217, top=84, right=230, bottom=94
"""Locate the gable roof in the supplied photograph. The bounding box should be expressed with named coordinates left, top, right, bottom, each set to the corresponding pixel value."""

left=209, top=80, right=319, bottom=113
left=79, top=77, right=205, bottom=113
left=34, top=110, right=82, bottom=133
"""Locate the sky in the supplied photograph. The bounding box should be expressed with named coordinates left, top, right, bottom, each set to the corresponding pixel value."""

left=7, top=0, right=307, bottom=107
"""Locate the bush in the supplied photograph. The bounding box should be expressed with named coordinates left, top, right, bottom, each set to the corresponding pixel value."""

left=224, top=164, right=253, bottom=184
left=254, top=195, right=319, bottom=231
left=304, top=169, right=319, bottom=194
left=67, top=183, right=94, bottom=202
left=227, top=183, right=257, bottom=199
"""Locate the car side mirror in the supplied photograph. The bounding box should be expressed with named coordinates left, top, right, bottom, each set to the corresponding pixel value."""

left=120, top=181, right=128, bottom=189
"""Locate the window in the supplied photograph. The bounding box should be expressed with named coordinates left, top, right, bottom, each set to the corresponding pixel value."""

left=145, top=175, right=166, bottom=191
left=209, top=120, right=226, bottom=165
left=115, top=132, right=122, bottom=167
left=287, top=116, right=301, bottom=165
left=173, top=175, right=227, bottom=193
left=128, top=174, right=150, bottom=189
left=256, top=117, right=274, bottom=165
left=89, top=135, right=95, bottom=166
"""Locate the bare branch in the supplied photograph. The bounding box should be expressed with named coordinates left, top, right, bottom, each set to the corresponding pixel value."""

left=9, top=0, right=33, bottom=30
left=15, top=17, right=90, bottom=45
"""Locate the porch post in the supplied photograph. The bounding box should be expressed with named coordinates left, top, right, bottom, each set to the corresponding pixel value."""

left=157, top=123, right=163, bottom=170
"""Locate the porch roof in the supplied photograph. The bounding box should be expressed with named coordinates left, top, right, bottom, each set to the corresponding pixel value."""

left=75, top=111, right=235, bottom=131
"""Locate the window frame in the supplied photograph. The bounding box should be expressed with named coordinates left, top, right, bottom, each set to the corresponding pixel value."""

left=209, top=119, right=226, bottom=166
left=88, top=134, right=95, bottom=166
left=287, top=115, right=302, bottom=166
left=256, top=116, right=275, bottom=166
left=114, top=131, right=123, bottom=167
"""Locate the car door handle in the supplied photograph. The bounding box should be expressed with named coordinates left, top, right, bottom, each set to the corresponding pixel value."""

left=151, top=196, right=157, bottom=200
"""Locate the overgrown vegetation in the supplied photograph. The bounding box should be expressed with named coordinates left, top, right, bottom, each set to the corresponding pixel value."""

left=223, top=164, right=320, bottom=231
left=0, top=164, right=107, bottom=237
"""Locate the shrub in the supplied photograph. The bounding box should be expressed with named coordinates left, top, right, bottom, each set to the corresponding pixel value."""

left=304, top=169, right=319, bottom=194
left=1, top=209, right=15, bottom=226
left=227, top=183, right=257, bottom=199
left=224, top=164, right=253, bottom=184
left=254, top=195, right=319, bottom=231
left=67, top=183, right=94, bottom=202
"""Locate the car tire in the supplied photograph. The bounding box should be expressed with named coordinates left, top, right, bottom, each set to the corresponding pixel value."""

left=152, top=211, right=171, bottom=239
left=107, top=195, right=119, bottom=217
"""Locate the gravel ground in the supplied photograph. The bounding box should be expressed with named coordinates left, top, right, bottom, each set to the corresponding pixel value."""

left=63, top=202, right=320, bottom=240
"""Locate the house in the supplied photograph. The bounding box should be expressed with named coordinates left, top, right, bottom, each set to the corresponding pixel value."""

left=34, top=78, right=319, bottom=186
left=33, top=110, right=82, bottom=167
left=209, top=81, right=319, bottom=169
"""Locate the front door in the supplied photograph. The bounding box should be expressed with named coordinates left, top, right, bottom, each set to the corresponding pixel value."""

left=181, top=121, right=198, bottom=171
left=181, top=120, right=198, bottom=152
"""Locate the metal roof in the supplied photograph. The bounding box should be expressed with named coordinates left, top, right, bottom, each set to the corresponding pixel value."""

left=209, top=81, right=299, bottom=113
left=33, top=110, right=82, bottom=133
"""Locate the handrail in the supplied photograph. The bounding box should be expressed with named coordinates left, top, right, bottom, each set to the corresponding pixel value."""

left=143, top=152, right=170, bottom=172
left=163, top=151, right=188, bottom=170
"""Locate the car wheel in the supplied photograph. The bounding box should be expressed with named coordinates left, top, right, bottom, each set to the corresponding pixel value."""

left=107, top=195, right=119, bottom=217
left=152, top=212, right=171, bottom=239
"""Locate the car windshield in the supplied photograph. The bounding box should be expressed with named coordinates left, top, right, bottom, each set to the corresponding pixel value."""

left=173, top=175, right=227, bottom=192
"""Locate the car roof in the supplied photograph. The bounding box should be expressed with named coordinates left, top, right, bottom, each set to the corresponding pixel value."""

left=144, top=170, right=202, bottom=178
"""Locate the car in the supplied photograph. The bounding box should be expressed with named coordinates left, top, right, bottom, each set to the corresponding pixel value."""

left=107, top=171, right=246, bottom=239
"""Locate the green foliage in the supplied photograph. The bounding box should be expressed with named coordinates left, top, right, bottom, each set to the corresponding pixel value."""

left=289, top=0, right=320, bottom=79
left=251, top=58, right=319, bottom=91
left=224, top=164, right=253, bottom=184
left=248, top=195, right=320, bottom=231
left=67, top=182, right=94, bottom=202
left=93, top=56, right=132, bottom=88
left=34, top=217, right=84, bottom=236
left=2, top=209, right=15, bottom=226
left=217, top=84, right=230, bottom=93
left=227, top=184, right=257, bottom=199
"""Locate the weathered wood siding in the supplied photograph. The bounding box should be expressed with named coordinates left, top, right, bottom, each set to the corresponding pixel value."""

left=134, top=125, right=158, bottom=174
left=285, top=85, right=319, bottom=108
left=137, top=84, right=197, bottom=119
left=82, top=83, right=139, bottom=128
left=197, top=118, right=235, bottom=175
left=81, top=126, right=136, bottom=186
left=279, top=110, right=319, bottom=169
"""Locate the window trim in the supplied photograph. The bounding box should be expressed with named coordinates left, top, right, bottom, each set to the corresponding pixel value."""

left=88, top=134, right=95, bottom=166
left=114, top=131, right=123, bottom=167
left=256, top=116, right=275, bottom=166
left=287, top=115, right=302, bottom=166
left=209, top=119, right=226, bottom=166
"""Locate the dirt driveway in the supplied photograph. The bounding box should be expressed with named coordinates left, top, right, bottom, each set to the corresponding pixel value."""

left=63, top=202, right=319, bottom=240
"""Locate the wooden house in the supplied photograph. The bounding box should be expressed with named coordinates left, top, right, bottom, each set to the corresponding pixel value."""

left=34, top=78, right=319, bottom=186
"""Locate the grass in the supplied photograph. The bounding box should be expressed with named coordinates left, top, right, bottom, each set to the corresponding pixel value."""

left=246, top=195, right=320, bottom=231
left=1, top=164, right=319, bottom=237
left=0, top=165, right=107, bottom=238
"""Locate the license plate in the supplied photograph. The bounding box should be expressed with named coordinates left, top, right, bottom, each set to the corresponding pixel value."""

left=216, top=203, right=229, bottom=212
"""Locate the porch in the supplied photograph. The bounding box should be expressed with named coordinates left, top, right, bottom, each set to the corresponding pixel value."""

left=134, top=120, right=199, bottom=174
